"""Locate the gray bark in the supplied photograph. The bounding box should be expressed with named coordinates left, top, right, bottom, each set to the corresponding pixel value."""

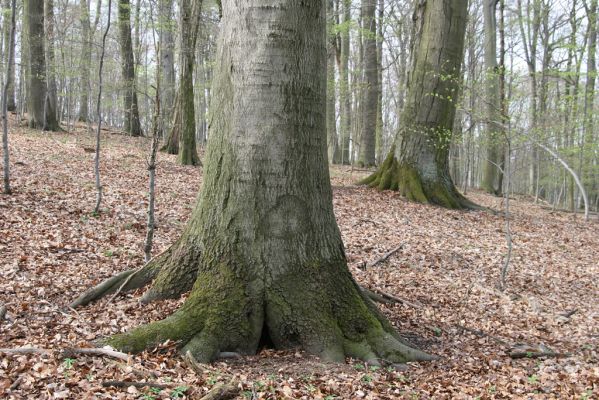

left=358, top=0, right=377, bottom=166
left=78, top=0, right=91, bottom=122
left=118, top=0, right=143, bottom=136
left=2, top=0, right=15, bottom=111
left=103, top=0, right=434, bottom=366
left=26, top=0, right=59, bottom=130
left=2, top=0, right=15, bottom=194
left=158, top=0, right=175, bottom=135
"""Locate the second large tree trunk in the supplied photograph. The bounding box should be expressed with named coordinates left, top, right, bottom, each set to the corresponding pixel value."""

left=2, top=0, right=16, bottom=112
left=101, top=0, right=433, bottom=365
left=118, top=0, right=143, bottom=136
left=26, top=0, right=59, bottom=131
left=361, top=0, right=475, bottom=209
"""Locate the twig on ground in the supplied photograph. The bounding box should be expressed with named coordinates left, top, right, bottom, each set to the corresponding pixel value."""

left=60, top=347, right=131, bottom=361
left=9, top=375, right=23, bottom=391
left=365, top=245, right=404, bottom=269
left=102, top=380, right=173, bottom=389
left=509, top=350, right=571, bottom=359
left=0, top=303, right=6, bottom=321
left=106, top=265, right=144, bottom=304
left=455, top=324, right=511, bottom=348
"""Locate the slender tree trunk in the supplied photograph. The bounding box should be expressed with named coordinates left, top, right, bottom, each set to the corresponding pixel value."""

left=2, top=0, right=15, bottom=194
left=361, top=0, right=476, bottom=209
left=583, top=0, right=597, bottom=202
left=2, top=0, right=15, bottom=112
left=45, top=0, right=58, bottom=122
left=326, top=0, right=340, bottom=164
left=358, top=0, right=377, bottom=167
left=100, top=0, right=434, bottom=366
left=162, top=0, right=202, bottom=165
left=375, top=0, right=384, bottom=164
left=78, top=0, right=91, bottom=122
left=26, top=0, right=59, bottom=130
left=481, top=0, right=504, bottom=196
left=158, top=0, right=175, bottom=135
left=339, top=0, right=351, bottom=165
left=118, top=0, right=143, bottom=136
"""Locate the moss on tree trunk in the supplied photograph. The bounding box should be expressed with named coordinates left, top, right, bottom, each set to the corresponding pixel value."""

left=100, top=0, right=435, bottom=365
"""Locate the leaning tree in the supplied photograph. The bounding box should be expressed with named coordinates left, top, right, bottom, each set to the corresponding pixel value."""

left=72, top=0, right=435, bottom=365
left=360, top=0, right=477, bottom=209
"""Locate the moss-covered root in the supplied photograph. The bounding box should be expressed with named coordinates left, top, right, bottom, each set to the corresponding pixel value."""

left=69, top=248, right=171, bottom=309
left=140, top=239, right=201, bottom=304
left=359, top=153, right=477, bottom=210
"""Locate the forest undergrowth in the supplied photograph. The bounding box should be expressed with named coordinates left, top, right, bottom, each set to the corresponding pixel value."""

left=0, top=123, right=597, bottom=399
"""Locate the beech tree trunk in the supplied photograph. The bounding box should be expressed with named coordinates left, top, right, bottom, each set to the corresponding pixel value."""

left=2, top=0, right=15, bottom=112
left=102, top=0, right=434, bottom=365
left=161, top=0, right=202, bottom=165
left=358, top=0, right=377, bottom=167
left=326, top=0, right=340, bottom=164
left=45, top=0, right=58, bottom=121
left=481, top=0, right=504, bottom=196
left=78, top=0, right=91, bottom=122
left=118, top=0, right=143, bottom=136
left=26, top=0, right=59, bottom=130
left=361, top=0, right=475, bottom=209
left=158, top=0, right=176, bottom=135
left=339, top=0, right=351, bottom=165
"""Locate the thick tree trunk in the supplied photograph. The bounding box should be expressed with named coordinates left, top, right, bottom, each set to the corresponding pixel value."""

left=26, top=0, right=59, bottom=130
left=358, top=0, right=377, bottom=167
left=361, top=0, right=475, bottom=209
left=102, top=0, right=434, bottom=365
left=78, top=0, right=91, bottom=122
left=481, top=0, right=504, bottom=196
left=2, top=0, right=15, bottom=112
left=118, top=0, right=143, bottom=136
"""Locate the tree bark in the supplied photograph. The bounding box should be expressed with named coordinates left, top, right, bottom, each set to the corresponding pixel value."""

left=26, top=0, right=59, bottom=130
left=360, top=0, right=476, bottom=209
left=101, top=0, right=434, bottom=365
left=158, top=0, right=176, bottom=134
left=481, top=0, right=505, bottom=196
left=45, top=0, right=58, bottom=121
left=338, top=0, right=351, bottom=165
left=78, top=0, right=91, bottom=122
left=2, top=0, right=15, bottom=194
left=161, top=0, right=202, bottom=165
left=357, top=0, right=377, bottom=167
left=326, top=0, right=340, bottom=164
left=118, top=0, right=143, bottom=136
left=2, top=0, right=15, bottom=112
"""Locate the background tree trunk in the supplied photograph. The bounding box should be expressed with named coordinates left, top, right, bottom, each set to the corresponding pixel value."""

left=361, top=0, right=475, bottom=209
left=2, top=0, right=15, bottom=112
left=339, top=0, right=351, bottom=165
left=104, top=0, right=434, bottom=366
left=327, top=0, right=340, bottom=164
left=158, top=0, right=176, bottom=135
left=45, top=0, right=58, bottom=122
left=481, top=0, right=505, bottom=196
left=118, top=0, right=143, bottom=136
left=26, top=0, right=59, bottom=130
left=78, top=0, right=91, bottom=122
left=358, top=0, right=377, bottom=167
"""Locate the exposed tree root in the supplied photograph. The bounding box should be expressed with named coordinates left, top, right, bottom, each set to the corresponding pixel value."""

left=102, top=261, right=437, bottom=366
left=69, top=247, right=172, bottom=308
left=59, top=347, right=131, bottom=361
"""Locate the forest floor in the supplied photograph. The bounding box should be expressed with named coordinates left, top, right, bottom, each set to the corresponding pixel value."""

left=0, top=122, right=598, bottom=399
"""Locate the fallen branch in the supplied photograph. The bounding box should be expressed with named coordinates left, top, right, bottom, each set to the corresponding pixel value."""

left=360, top=286, right=422, bottom=308
left=199, top=380, right=239, bottom=400
left=0, top=347, right=51, bottom=356
left=0, top=303, right=6, bottom=321
left=9, top=375, right=23, bottom=391
left=102, top=380, right=173, bottom=390
left=509, top=350, right=571, bottom=359
left=60, top=347, right=131, bottom=361
left=365, top=245, right=403, bottom=269
left=455, top=324, right=511, bottom=348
